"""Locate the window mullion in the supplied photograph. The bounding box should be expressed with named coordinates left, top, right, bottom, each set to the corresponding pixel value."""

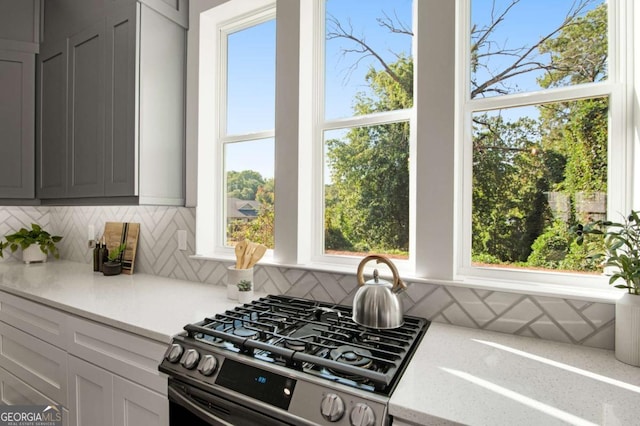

left=413, top=0, right=457, bottom=279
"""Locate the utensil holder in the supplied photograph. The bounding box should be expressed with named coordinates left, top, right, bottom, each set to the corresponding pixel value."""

left=226, top=267, right=253, bottom=300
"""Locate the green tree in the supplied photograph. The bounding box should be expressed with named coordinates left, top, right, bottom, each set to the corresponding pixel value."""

left=227, top=170, right=265, bottom=200
left=526, top=4, right=608, bottom=268
left=472, top=114, right=551, bottom=262
left=325, top=0, right=605, bottom=264
left=226, top=172, right=275, bottom=248
left=325, top=57, right=412, bottom=253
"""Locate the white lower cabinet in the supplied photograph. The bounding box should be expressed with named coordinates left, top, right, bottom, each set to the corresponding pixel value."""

left=0, top=366, right=70, bottom=426
left=0, top=291, right=168, bottom=426
left=68, top=355, right=114, bottom=426
left=0, top=322, right=68, bottom=405
left=113, top=375, right=169, bottom=426
left=68, top=355, right=168, bottom=426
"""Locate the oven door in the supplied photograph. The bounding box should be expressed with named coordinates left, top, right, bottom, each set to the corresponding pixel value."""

left=168, top=378, right=302, bottom=426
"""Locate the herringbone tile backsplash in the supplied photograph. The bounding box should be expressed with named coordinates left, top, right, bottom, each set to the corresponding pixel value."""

left=0, top=206, right=615, bottom=350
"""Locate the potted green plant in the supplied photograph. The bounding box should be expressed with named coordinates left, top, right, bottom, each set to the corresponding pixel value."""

left=576, top=211, right=640, bottom=366
left=237, top=279, right=254, bottom=303
left=103, top=243, right=126, bottom=276
left=0, top=224, right=63, bottom=263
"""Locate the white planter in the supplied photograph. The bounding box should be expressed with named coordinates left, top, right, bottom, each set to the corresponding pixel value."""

left=615, top=293, right=640, bottom=367
left=226, top=266, right=253, bottom=301
left=226, top=284, right=239, bottom=300
left=22, top=245, right=47, bottom=264
left=238, top=290, right=254, bottom=304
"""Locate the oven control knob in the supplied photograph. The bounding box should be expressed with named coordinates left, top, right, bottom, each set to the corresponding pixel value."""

left=181, top=349, right=200, bottom=370
left=350, top=403, right=375, bottom=426
left=165, top=344, right=183, bottom=363
left=198, top=355, right=218, bottom=376
left=320, top=393, right=345, bottom=422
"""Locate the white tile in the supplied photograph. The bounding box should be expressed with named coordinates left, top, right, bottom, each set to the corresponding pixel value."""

left=580, top=322, right=615, bottom=350
left=446, top=287, right=495, bottom=326
left=581, top=302, right=615, bottom=327
left=534, top=295, right=593, bottom=341
left=484, top=298, right=542, bottom=334
left=483, top=292, right=522, bottom=316
left=566, top=299, right=590, bottom=310
left=407, top=287, right=453, bottom=320
left=405, top=281, right=438, bottom=302
left=441, top=303, right=477, bottom=328
left=528, top=315, right=573, bottom=344
left=312, top=271, right=349, bottom=302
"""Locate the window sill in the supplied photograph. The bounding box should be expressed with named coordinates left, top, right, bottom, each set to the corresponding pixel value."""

left=190, top=254, right=622, bottom=304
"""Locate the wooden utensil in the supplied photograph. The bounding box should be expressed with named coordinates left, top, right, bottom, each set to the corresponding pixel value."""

left=246, top=244, right=267, bottom=268
left=241, top=241, right=256, bottom=269
left=234, top=240, right=247, bottom=269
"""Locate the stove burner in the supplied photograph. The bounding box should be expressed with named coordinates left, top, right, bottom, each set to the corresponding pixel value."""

left=330, top=345, right=373, bottom=368
left=178, top=295, right=430, bottom=396
left=285, top=323, right=327, bottom=351
left=233, top=326, right=258, bottom=339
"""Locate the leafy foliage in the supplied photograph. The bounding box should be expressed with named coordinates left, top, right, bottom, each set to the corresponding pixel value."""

left=107, top=243, right=127, bottom=263
left=227, top=1, right=608, bottom=270
left=227, top=170, right=266, bottom=200
left=227, top=176, right=275, bottom=248
left=1, top=224, right=63, bottom=259
left=324, top=58, right=412, bottom=254
left=576, top=211, right=640, bottom=294
left=237, top=279, right=252, bottom=291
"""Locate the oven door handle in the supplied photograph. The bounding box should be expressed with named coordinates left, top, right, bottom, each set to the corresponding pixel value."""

left=169, top=384, right=234, bottom=426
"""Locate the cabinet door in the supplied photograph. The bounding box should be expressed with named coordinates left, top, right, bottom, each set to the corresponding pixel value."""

left=0, top=50, right=35, bottom=198
left=67, top=21, right=105, bottom=198
left=105, top=4, right=136, bottom=197
left=113, top=376, right=168, bottom=426
left=37, top=40, right=68, bottom=199
left=68, top=355, right=113, bottom=426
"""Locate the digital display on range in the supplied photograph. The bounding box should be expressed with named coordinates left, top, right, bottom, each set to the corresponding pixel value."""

left=215, top=359, right=296, bottom=410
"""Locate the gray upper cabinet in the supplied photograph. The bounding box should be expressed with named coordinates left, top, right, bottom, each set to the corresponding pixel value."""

left=67, top=22, right=105, bottom=198
left=37, top=41, right=67, bottom=199
left=0, top=50, right=35, bottom=199
left=0, top=0, right=40, bottom=201
left=37, top=0, right=186, bottom=205
left=105, top=7, right=136, bottom=197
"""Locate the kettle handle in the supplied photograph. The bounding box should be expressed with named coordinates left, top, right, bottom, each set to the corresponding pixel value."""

left=356, top=255, right=407, bottom=293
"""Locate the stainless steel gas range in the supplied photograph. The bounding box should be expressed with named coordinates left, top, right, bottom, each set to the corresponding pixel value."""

left=158, top=295, right=429, bottom=426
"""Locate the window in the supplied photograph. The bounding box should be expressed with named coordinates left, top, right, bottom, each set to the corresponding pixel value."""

left=321, top=0, right=413, bottom=260
left=460, top=0, right=626, bottom=286
left=194, top=0, right=635, bottom=292
left=195, top=0, right=276, bottom=257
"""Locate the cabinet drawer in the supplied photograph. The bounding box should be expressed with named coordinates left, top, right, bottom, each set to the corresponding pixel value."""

left=66, top=316, right=167, bottom=394
left=0, top=322, right=67, bottom=405
left=0, top=366, right=70, bottom=426
left=0, top=291, right=67, bottom=348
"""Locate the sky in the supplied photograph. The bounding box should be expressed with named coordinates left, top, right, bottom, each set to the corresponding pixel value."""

left=223, top=0, right=605, bottom=180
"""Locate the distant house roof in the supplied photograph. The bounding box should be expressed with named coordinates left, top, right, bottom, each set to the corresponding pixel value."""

left=227, top=198, right=261, bottom=220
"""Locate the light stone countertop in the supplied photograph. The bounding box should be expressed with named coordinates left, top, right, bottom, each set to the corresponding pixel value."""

left=0, top=260, right=242, bottom=343
left=390, top=322, right=640, bottom=426
left=2, top=261, right=638, bottom=425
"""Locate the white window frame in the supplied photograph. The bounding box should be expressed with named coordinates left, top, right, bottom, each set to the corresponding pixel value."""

left=195, top=0, right=276, bottom=260
left=306, top=0, right=414, bottom=269
left=455, top=0, right=633, bottom=290
left=190, top=0, right=637, bottom=299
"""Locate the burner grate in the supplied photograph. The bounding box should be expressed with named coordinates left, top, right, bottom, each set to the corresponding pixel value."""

left=183, top=294, right=429, bottom=395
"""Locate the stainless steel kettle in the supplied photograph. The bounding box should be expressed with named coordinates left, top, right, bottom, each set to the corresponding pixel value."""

left=352, top=255, right=407, bottom=329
